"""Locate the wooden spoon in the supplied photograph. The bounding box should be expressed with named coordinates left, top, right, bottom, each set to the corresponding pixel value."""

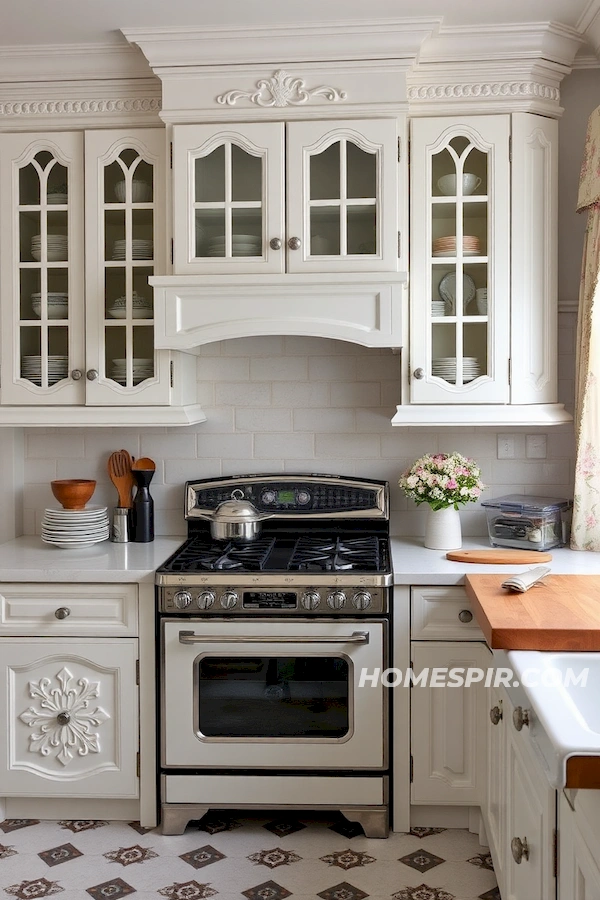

left=131, top=457, right=156, bottom=471
left=107, top=449, right=135, bottom=508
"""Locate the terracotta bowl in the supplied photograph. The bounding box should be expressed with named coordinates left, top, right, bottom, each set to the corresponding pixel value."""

left=51, top=479, right=96, bottom=510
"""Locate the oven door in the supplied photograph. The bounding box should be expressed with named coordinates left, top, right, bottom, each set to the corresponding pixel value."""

left=161, top=618, right=387, bottom=770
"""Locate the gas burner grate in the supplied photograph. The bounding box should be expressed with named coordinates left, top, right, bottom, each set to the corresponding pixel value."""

left=289, top=535, right=383, bottom=572
left=163, top=537, right=276, bottom=572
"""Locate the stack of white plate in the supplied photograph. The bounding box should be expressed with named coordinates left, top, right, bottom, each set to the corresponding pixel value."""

left=206, top=234, right=261, bottom=257
left=21, top=355, right=69, bottom=385
left=112, top=239, right=153, bottom=260
left=431, top=300, right=446, bottom=317
left=47, top=192, right=68, bottom=205
left=109, top=357, right=153, bottom=384
left=432, top=357, right=482, bottom=383
left=41, top=506, right=110, bottom=549
left=31, top=234, right=68, bottom=262
left=31, top=292, right=68, bottom=319
left=114, top=180, right=152, bottom=203
left=107, top=292, right=152, bottom=319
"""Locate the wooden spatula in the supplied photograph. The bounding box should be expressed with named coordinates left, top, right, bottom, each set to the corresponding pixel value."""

left=107, top=449, right=135, bottom=508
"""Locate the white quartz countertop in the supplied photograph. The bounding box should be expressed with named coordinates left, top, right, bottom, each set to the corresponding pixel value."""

left=389, top=536, right=600, bottom=582
left=0, top=534, right=596, bottom=584
left=0, top=535, right=183, bottom=582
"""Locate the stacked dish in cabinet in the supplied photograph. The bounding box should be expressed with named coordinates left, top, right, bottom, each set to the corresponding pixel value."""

left=41, top=506, right=110, bottom=549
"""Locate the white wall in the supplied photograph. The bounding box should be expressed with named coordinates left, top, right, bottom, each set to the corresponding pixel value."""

left=20, top=70, right=597, bottom=540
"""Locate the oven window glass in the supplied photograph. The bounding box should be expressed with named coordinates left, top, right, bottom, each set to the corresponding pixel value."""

left=197, top=656, right=349, bottom=738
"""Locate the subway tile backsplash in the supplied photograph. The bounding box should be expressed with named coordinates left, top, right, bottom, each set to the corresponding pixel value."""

left=22, top=316, right=576, bottom=538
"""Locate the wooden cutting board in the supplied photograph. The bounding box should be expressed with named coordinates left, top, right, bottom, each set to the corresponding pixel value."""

left=465, top=574, right=600, bottom=650
left=446, top=549, right=552, bottom=564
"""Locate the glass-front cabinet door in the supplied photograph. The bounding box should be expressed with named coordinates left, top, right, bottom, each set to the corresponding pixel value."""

left=410, top=116, right=510, bottom=404
left=286, top=118, right=400, bottom=274
left=84, top=129, right=168, bottom=405
left=0, top=132, right=85, bottom=405
left=173, top=123, right=285, bottom=274
left=172, top=118, right=402, bottom=276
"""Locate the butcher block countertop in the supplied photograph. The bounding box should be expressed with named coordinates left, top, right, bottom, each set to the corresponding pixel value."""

left=465, top=574, right=600, bottom=650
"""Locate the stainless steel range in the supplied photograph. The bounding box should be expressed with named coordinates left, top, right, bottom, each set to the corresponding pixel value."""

left=156, top=474, right=392, bottom=838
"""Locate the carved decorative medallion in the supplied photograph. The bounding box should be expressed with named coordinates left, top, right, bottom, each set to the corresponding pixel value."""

left=217, top=70, right=347, bottom=108
left=18, top=666, right=110, bottom=766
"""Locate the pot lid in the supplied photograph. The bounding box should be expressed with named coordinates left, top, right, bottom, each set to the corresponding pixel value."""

left=213, top=499, right=262, bottom=523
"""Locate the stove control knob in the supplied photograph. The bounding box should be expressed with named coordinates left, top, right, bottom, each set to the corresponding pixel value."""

left=197, top=590, right=216, bottom=610
left=301, top=590, right=321, bottom=610
left=220, top=590, right=238, bottom=610
left=327, top=591, right=347, bottom=610
left=352, top=590, right=372, bottom=610
left=173, top=590, right=192, bottom=610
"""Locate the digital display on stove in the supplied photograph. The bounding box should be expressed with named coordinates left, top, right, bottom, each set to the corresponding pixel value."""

left=277, top=490, right=295, bottom=504
left=243, top=591, right=297, bottom=609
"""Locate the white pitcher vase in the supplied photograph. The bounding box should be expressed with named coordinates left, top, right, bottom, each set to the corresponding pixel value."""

left=424, top=505, right=462, bottom=550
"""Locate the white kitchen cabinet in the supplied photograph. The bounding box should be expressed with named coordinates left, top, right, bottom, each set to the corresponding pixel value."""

left=559, top=791, right=600, bottom=900
left=484, top=683, right=506, bottom=891
left=393, top=112, right=570, bottom=426
left=410, top=640, right=488, bottom=805
left=0, top=582, right=156, bottom=824
left=172, top=118, right=403, bottom=276
left=0, top=129, right=202, bottom=426
left=410, top=587, right=488, bottom=806
left=483, top=681, right=557, bottom=900
left=0, top=637, right=138, bottom=798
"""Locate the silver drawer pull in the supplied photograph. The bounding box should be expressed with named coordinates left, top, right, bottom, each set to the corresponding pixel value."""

left=490, top=705, right=503, bottom=725
left=178, top=631, right=369, bottom=645
left=513, top=706, right=530, bottom=731
left=511, top=836, right=530, bottom=864
left=54, top=607, right=71, bottom=620
left=56, top=711, right=71, bottom=726
left=458, top=609, right=473, bottom=623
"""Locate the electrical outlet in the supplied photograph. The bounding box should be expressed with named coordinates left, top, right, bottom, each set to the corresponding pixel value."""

left=497, top=434, right=516, bottom=459
left=526, top=434, right=547, bottom=459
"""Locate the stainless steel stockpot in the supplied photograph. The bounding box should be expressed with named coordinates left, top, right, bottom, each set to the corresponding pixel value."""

left=209, top=498, right=270, bottom=542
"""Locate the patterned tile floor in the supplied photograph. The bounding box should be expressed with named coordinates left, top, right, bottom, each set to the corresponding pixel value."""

left=0, top=813, right=500, bottom=900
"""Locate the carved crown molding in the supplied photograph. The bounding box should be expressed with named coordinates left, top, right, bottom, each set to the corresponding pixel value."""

left=216, top=70, right=347, bottom=108
left=408, top=81, right=560, bottom=102
left=0, top=96, right=161, bottom=117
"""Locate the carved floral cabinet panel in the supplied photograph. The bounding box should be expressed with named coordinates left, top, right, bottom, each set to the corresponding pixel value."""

left=0, top=637, right=138, bottom=798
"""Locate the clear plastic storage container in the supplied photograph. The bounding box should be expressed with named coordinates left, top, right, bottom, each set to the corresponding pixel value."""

left=481, top=494, right=573, bottom=551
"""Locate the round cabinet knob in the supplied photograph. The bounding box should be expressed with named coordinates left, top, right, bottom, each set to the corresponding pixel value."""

left=56, top=711, right=71, bottom=726
left=301, top=591, right=321, bottom=611
left=220, top=590, right=238, bottom=610
left=54, top=607, right=71, bottom=620
left=511, top=836, right=530, bottom=864
left=288, top=236, right=302, bottom=251
left=196, top=590, right=216, bottom=610
left=86, top=369, right=99, bottom=381
left=458, top=609, right=473, bottom=623
left=413, top=368, right=425, bottom=380
left=269, top=238, right=282, bottom=250
left=71, top=369, right=83, bottom=381
left=489, top=705, right=503, bottom=726
left=173, top=591, right=192, bottom=610
left=512, top=706, right=530, bottom=731
left=352, top=590, right=372, bottom=610
left=327, top=591, right=346, bottom=610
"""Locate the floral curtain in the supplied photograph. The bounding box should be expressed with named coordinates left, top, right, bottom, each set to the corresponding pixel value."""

left=571, top=105, right=600, bottom=550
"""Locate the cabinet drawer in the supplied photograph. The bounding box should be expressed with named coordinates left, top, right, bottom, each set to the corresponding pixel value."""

left=411, top=586, right=484, bottom=640
left=0, top=584, right=137, bottom=636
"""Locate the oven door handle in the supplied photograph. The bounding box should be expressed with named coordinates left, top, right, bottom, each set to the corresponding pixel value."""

left=178, top=630, right=370, bottom=645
